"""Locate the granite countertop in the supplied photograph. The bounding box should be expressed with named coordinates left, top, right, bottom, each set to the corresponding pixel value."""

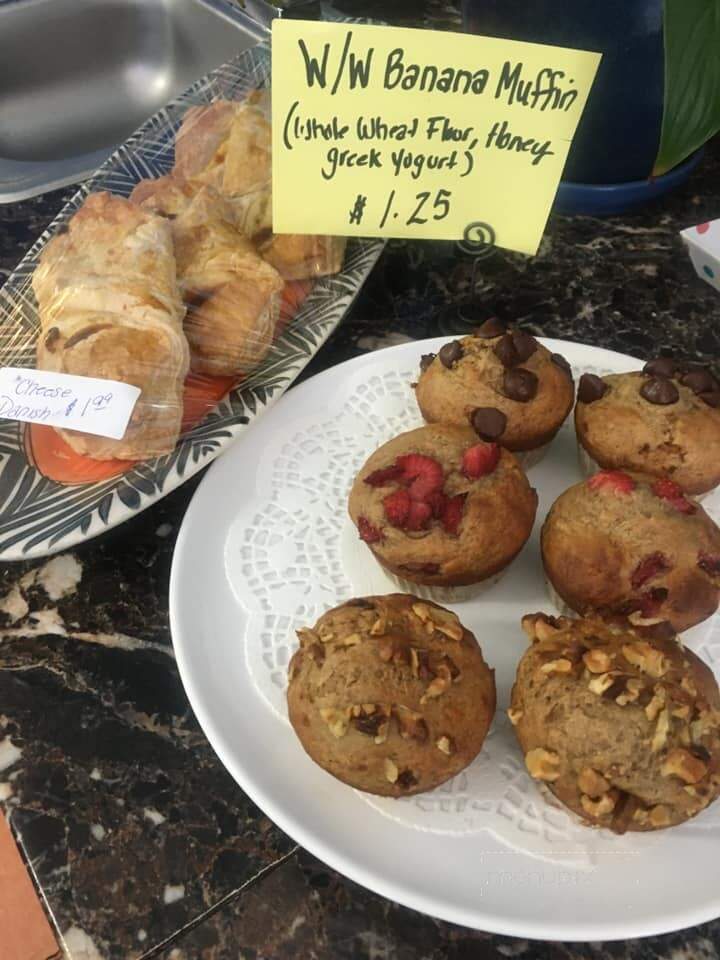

left=2, top=4, right=720, bottom=957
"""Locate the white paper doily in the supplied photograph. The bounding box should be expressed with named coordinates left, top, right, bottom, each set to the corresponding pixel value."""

left=171, top=337, right=720, bottom=940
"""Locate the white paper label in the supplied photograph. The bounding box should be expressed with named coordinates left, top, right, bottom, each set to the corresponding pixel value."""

left=0, top=368, right=141, bottom=439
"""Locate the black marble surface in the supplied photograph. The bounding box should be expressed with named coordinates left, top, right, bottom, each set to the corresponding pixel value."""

left=2, top=4, right=720, bottom=957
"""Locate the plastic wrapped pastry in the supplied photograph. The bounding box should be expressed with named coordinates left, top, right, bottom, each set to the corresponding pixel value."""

left=257, top=233, right=347, bottom=281
left=130, top=175, right=284, bottom=376
left=32, top=192, right=189, bottom=460
left=174, top=93, right=347, bottom=279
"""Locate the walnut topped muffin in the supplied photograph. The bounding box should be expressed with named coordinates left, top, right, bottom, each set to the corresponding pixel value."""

left=541, top=471, right=720, bottom=632
left=575, top=359, right=720, bottom=495
left=348, top=423, right=538, bottom=589
left=510, top=612, right=720, bottom=832
left=414, top=320, right=574, bottom=458
left=287, top=594, right=496, bottom=797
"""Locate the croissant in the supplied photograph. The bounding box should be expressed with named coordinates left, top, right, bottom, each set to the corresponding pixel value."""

left=32, top=192, right=189, bottom=460
left=174, top=94, right=347, bottom=279
left=130, top=175, right=284, bottom=377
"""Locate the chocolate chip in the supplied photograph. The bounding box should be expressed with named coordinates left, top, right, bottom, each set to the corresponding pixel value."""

left=469, top=406, right=507, bottom=440
left=438, top=340, right=463, bottom=369
left=396, top=769, right=418, bottom=789
left=474, top=317, right=506, bottom=339
left=577, top=373, right=607, bottom=403
left=503, top=367, right=538, bottom=402
left=419, top=352, right=436, bottom=372
left=681, top=368, right=718, bottom=394
left=551, top=353, right=572, bottom=376
left=511, top=330, right=538, bottom=364
left=43, top=326, right=61, bottom=352
left=643, top=357, right=678, bottom=379
left=699, top=391, right=720, bottom=408
left=352, top=712, right=385, bottom=736
left=640, top=377, right=679, bottom=405
left=493, top=333, right=520, bottom=367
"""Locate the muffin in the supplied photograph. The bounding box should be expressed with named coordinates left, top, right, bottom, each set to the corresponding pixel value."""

left=287, top=594, right=496, bottom=797
left=542, top=471, right=720, bottom=632
left=510, top=612, right=720, bottom=832
left=575, top=359, right=720, bottom=495
left=348, top=424, right=538, bottom=591
left=414, top=319, right=575, bottom=463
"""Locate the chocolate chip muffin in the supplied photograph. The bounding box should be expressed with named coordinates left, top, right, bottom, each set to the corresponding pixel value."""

left=542, top=471, right=720, bottom=632
left=287, top=595, right=496, bottom=797
left=414, top=319, right=575, bottom=461
left=510, top=612, right=720, bottom=832
left=348, top=424, right=538, bottom=589
left=575, top=359, right=720, bottom=495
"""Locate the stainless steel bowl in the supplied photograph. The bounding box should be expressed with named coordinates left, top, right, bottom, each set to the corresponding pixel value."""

left=0, top=0, right=269, bottom=201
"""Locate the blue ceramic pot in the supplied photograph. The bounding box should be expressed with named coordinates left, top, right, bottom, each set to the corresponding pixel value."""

left=462, top=0, right=665, bottom=185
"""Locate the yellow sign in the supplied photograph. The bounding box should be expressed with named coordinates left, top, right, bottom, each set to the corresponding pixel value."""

left=271, top=21, right=600, bottom=255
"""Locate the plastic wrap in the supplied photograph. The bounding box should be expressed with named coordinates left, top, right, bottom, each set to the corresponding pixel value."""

left=27, top=88, right=347, bottom=464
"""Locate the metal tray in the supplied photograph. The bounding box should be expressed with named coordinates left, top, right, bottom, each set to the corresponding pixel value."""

left=0, top=0, right=269, bottom=202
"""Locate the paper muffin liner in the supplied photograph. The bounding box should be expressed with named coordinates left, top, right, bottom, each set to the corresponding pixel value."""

left=545, top=576, right=577, bottom=618
left=577, top=441, right=713, bottom=502
left=514, top=442, right=550, bottom=470
left=384, top=566, right=509, bottom=605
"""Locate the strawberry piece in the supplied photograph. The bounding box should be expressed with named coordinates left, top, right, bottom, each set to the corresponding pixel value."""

left=364, top=464, right=404, bottom=487
left=383, top=488, right=411, bottom=527
left=461, top=442, right=500, bottom=479
left=698, top=552, right=720, bottom=576
left=441, top=493, right=467, bottom=535
left=395, top=454, right=444, bottom=501
left=631, top=552, right=670, bottom=589
left=406, top=499, right=432, bottom=531
left=425, top=490, right=448, bottom=519
left=587, top=471, right=636, bottom=495
left=358, top=516, right=382, bottom=543
left=651, top=478, right=696, bottom=514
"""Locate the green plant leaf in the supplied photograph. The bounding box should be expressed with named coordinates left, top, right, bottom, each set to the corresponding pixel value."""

left=654, top=0, right=720, bottom=175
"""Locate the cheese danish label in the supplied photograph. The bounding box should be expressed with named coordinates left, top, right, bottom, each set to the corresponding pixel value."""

left=0, top=368, right=140, bottom=439
left=272, top=20, right=600, bottom=255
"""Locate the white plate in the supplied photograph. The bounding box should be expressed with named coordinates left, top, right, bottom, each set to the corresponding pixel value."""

left=170, top=337, right=720, bottom=941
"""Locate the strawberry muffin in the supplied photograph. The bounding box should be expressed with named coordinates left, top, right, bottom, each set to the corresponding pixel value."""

left=414, top=319, right=575, bottom=466
left=541, top=470, right=720, bottom=632
left=511, top=611, right=720, bottom=832
left=287, top=594, right=496, bottom=797
left=348, top=423, right=538, bottom=591
left=575, top=359, right=720, bottom=496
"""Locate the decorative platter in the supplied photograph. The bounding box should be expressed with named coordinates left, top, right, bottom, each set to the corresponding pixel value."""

left=170, top=336, right=720, bottom=941
left=0, top=39, right=383, bottom=560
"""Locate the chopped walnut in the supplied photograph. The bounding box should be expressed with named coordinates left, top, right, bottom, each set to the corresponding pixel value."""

left=339, top=632, right=361, bottom=647
left=582, top=648, right=613, bottom=674
left=690, top=712, right=715, bottom=743
left=644, top=687, right=667, bottom=722
left=308, top=643, right=325, bottom=666
left=681, top=675, right=698, bottom=697
left=507, top=707, right=523, bottom=726
left=648, top=804, right=672, bottom=828
left=395, top=706, right=429, bottom=743
left=580, top=791, right=617, bottom=817
left=436, top=735, right=454, bottom=755
left=622, top=641, right=667, bottom=678
left=370, top=617, right=387, bottom=636
left=616, top=678, right=643, bottom=706
left=588, top=672, right=615, bottom=695
left=650, top=708, right=670, bottom=753
left=661, top=748, right=708, bottom=784
left=578, top=768, right=610, bottom=798
left=628, top=611, right=667, bottom=628
left=525, top=747, right=561, bottom=782
left=540, top=658, right=573, bottom=675
left=672, top=704, right=691, bottom=720
left=319, top=706, right=350, bottom=738
left=318, top=626, right=335, bottom=643
left=412, top=602, right=463, bottom=642
left=420, top=674, right=451, bottom=704
left=374, top=723, right=390, bottom=746
left=384, top=758, right=399, bottom=783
